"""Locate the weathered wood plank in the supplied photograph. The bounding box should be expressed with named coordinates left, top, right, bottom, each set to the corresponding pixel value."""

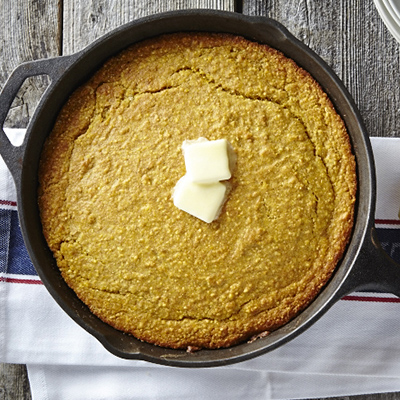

left=0, top=0, right=61, bottom=128
left=62, top=0, right=235, bottom=54
left=0, top=363, right=31, bottom=400
left=244, top=0, right=400, bottom=137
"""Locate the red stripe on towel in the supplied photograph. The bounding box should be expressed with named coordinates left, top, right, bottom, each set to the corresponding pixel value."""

left=342, top=295, right=400, bottom=303
left=375, top=219, right=400, bottom=225
left=0, top=276, right=42, bottom=285
left=0, top=199, right=17, bottom=207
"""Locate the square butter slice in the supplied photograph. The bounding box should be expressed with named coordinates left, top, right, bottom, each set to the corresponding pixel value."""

left=173, top=176, right=227, bottom=223
left=183, top=138, right=231, bottom=183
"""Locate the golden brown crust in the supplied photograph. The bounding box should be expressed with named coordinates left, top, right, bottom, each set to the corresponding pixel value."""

left=38, top=33, right=356, bottom=349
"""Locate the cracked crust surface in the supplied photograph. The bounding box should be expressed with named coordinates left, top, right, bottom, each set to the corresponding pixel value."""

left=38, top=33, right=356, bottom=349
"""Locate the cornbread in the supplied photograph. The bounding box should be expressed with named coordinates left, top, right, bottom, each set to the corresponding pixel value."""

left=38, top=33, right=357, bottom=350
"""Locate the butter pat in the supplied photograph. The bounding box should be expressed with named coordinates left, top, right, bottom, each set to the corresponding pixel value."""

left=173, top=137, right=235, bottom=223
left=183, top=138, right=231, bottom=183
left=173, top=176, right=227, bottom=223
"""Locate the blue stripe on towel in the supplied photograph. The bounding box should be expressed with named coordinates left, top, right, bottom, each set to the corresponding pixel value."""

left=376, top=228, right=400, bottom=264
left=7, top=209, right=37, bottom=276
left=0, top=209, right=11, bottom=274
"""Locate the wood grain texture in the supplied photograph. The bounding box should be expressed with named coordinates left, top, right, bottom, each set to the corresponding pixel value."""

left=0, top=364, right=31, bottom=400
left=1, top=0, right=400, bottom=399
left=62, top=0, right=234, bottom=54
left=0, top=0, right=60, bottom=128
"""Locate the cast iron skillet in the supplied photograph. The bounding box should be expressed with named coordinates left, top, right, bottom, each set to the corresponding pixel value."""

left=0, top=10, right=399, bottom=367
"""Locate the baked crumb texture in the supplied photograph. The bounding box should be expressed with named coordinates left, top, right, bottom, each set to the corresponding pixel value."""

left=38, top=33, right=357, bottom=349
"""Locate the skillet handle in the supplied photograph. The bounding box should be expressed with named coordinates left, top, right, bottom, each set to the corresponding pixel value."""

left=0, top=55, right=79, bottom=182
left=339, top=226, right=400, bottom=297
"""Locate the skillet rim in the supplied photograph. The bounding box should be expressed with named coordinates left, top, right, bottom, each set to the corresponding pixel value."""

left=11, top=9, right=374, bottom=367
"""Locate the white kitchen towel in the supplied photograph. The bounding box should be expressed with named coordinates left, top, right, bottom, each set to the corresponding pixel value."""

left=1, top=129, right=399, bottom=399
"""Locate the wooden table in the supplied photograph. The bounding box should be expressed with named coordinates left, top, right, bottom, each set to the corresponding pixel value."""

left=1, top=1, right=399, bottom=398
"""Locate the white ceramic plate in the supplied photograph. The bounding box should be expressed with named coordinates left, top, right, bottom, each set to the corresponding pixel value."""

left=374, top=0, right=400, bottom=44
left=388, top=0, right=400, bottom=18
left=387, top=0, right=400, bottom=26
